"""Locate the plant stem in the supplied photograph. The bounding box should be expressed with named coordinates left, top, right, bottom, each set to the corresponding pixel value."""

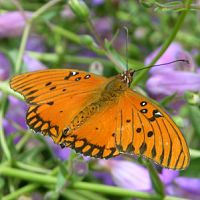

left=0, top=97, right=11, bottom=161
left=2, top=184, right=39, bottom=200
left=132, top=0, right=193, bottom=86
left=190, top=148, right=200, bottom=158
left=0, top=166, right=156, bottom=199
left=49, top=23, right=105, bottom=55
left=0, top=81, right=24, bottom=100
left=87, top=18, right=124, bottom=71
left=0, top=166, right=186, bottom=199
left=15, top=22, right=31, bottom=73
left=28, top=51, right=113, bottom=67
left=15, top=0, right=63, bottom=73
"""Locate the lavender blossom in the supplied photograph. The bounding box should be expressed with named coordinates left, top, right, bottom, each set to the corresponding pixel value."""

left=3, top=96, right=27, bottom=135
left=145, top=43, right=200, bottom=101
left=92, top=0, right=104, bottom=5
left=160, top=167, right=198, bottom=198
left=98, top=160, right=152, bottom=191
left=23, top=53, right=47, bottom=71
left=0, top=53, right=11, bottom=80
left=50, top=140, right=71, bottom=160
left=26, top=35, right=46, bottom=53
left=0, top=11, right=32, bottom=38
left=23, top=35, right=47, bottom=71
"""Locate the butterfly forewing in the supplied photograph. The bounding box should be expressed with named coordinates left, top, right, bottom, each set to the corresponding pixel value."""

left=10, top=69, right=108, bottom=105
left=115, top=89, right=190, bottom=170
left=10, top=69, right=109, bottom=144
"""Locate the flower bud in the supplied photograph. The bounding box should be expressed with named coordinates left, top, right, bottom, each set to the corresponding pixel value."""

left=68, top=0, right=89, bottom=21
left=139, top=0, right=156, bottom=8
left=80, top=35, right=95, bottom=46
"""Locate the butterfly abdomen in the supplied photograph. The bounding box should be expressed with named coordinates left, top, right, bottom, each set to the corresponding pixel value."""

left=68, top=103, right=100, bottom=131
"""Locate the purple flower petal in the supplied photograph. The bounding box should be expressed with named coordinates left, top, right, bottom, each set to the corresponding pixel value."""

left=99, top=160, right=152, bottom=191
left=26, top=35, right=46, bottom=53
left=94, top=171, right=115, bottom=185
left=4, top=96, right=27, bottom=135
left=23, top=53, right=47, bottom=71
left=146, top=71, right=200, bottom=96
left=166, top=184, right=200, bottom=200
left=159, top=169, right=179, bottom=185
left=0, top=11, right=32, bottom=38
left=92, top=0, right=104, bottom=5
left=72, top=159, right=88, bottom=176
left=145, top=42, right=196, bottom=75
left=48, top=139, right=71, bottom=160
left=175, top=177, right=200, bottom=194
left=0, top=52, right=11, bottom=80
left=94, top=17, right=113, bottom=40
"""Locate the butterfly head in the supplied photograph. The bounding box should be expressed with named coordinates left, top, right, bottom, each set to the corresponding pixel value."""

left=120, top=70, right=135, bottom=87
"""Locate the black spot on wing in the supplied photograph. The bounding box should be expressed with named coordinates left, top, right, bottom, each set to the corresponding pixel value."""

left=45, top=82, right=52, bottom=86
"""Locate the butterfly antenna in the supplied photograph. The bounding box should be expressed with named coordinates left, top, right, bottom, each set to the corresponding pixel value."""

left=134, top=59, right=190, bottom=72
left=123, top=26, right=129, bottom=71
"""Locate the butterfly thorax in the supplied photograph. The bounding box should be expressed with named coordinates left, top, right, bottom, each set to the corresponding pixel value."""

left=65, top=75, right=130, bottom=135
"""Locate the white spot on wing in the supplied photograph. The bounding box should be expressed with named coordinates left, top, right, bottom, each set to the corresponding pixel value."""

left=72, top=71, right=78, bottom=76
left=155, top=111, right=163, bottom=117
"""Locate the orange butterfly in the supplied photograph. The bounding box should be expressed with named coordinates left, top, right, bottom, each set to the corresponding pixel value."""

left=10, top=68, right=190, bottom=170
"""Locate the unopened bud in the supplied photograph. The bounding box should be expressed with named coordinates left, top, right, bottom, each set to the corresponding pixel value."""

left=68, top=0, right=89, bottom=21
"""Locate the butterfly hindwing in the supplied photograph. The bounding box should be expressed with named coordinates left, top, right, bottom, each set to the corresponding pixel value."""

left=115, top=89, right=190, bottom=170
left=58, top=100, right=120, bottom=159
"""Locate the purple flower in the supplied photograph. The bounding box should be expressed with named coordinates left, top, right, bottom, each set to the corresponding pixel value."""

left=94, top=17, right=113, bottom=40
left=0, top=52, right=11, bottom=80
left=98, top=158, right=200, bottom=199
left=72, top=159, right=88, bottom=176
left=92, top=0, right=104, bottom=6
left=159, top=169, right=179, bottom=185
left=0, top=11, right=32, bottom=38
left=145, top=43, right=196, bottom=74
left=23, top=53, right=47, bottom=71
left=3, top=96, right=27, bottom=135
left=94, top=171, right=115, bottom=186
left=24, top=35, right=47, bottom=71
left=26, top=35, right=46, bottom=53
left=175, top=177, right=200, bottom=194
left=49, top=140, right=71, bottom=160
left=145, top=43, right=200, bottom=101
left=159, top=168, right=200, bottom=199
left=98, top=160, right=152, bottom=191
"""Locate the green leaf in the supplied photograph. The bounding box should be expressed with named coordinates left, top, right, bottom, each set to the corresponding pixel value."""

left=56, top=162, right=68, bottom=192
left=187, top=105, right=200, bottom=137
left=181, top=157, right=200, bottom=177
left=159, top=93, right=177, bottom=107
left=145, top=161, right=165, bottom=197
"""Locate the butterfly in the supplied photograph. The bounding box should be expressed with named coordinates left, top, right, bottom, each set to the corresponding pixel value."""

left=10, top=68, right=190, bottom=170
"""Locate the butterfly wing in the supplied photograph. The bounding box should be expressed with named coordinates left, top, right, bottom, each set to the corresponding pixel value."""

left=10, top=69, right=109, bottom=143
left=114, top=89, right=190, bottom=170
left=59, top=101, right=120, bottom=158
left=10, top=69, right=107, bottom=105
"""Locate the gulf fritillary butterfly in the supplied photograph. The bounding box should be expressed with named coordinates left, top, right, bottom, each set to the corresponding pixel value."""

left=10, top=68, right=190, bottom=170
